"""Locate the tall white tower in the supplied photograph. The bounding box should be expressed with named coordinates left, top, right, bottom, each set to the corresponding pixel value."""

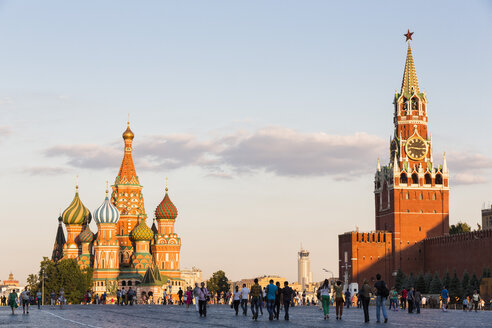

left=298, top=247, right=312, bottom=289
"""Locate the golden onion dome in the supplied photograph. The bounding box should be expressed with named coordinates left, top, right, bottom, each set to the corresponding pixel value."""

left=62, top=186, right=90, bottom=225
left=131, top=219, right=154, bottom=242
left=123, top=122, right=134, bottom=140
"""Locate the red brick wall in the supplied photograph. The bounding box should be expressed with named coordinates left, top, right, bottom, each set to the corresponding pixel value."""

left=424, top=230, right=492, bottom=277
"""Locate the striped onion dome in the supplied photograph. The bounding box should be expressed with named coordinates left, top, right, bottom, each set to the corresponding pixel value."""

left=62, top=186, right=90, bottom=225
left=155, top=187, right=177, bottom=220
left=77, top=225, right=94, bottom=243
left=131, top=219, right=154, bottom=242
left=93, top=191, right=120, bottom=224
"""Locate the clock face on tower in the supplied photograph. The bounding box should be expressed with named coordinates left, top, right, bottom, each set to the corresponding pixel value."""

left=405, top=137, right=427, bottom=160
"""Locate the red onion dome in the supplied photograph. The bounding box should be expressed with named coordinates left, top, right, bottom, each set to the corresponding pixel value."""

left=155, top=188, right=177, bottom=220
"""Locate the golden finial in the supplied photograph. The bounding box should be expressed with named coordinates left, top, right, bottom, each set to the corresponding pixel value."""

left=127, top=113, right=130, bottom=126
left=105, top=180, right=109, bottom=195
left=76, top=175, right=79, bottom=191
left=165, top=177, right=168, bottom=192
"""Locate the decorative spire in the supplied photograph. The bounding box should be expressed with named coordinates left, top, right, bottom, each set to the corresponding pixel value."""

left=401, top=31, right=420, bottom=98
left=52, top=214, right=66, bottom=262
left=117, top=122, right=138, bottom=184
left=393, top=152, right=399, bottom=175
left=377, top=158, right=381, bottom=172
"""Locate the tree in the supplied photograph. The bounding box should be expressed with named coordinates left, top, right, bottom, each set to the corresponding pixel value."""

left=415, top=273, right=426, bottom=293
left=206, top=270, right=230, bottom=295
left=442, top=271, right=451, bottom=289
left=394, top=269, right=406, bottom=292
left=429, top=273, right=442, bottom=294
left=449, top=222, right=471, bottom=235
left=27, top=274, right=39, bottom=294
left=424, top=272, right=433, bottom=294
left=404, top=273, right=415, bottom=290
left=32, top=257, right=93, bottom=304
left=461, top=271, right=471, bottom=298
left=470, top=273, right=479, bottom=292
left=448, top=270, right=462, bottom=304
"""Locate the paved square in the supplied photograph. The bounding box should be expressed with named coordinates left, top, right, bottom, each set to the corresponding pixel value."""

left=0, top=304, right=490, bottom=327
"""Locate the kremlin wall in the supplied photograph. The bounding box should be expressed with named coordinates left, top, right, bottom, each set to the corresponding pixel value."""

left=51, top=123, right=185, bottom=303
left=338, top=34, right=492, bottom=287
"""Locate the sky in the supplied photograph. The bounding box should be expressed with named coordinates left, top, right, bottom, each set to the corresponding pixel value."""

left=0, top=0, right=491, bottom=285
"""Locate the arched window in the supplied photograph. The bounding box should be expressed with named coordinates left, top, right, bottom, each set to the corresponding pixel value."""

left=400, top=173, right=408, bottom=184
left=412, top=173, right=419, bottom=184
left=419, top=193, right=423, bottom=200
left=425, top=173, right=432, bottom=185
left=432, top=193, right=436, bottom=200
left=128, top=281, right=132, bottom=286
left=412, top=97, right=419, bottom=111
left=122, top=281, right=126, bottom=286
left=435, top=174, right=443, bottom=185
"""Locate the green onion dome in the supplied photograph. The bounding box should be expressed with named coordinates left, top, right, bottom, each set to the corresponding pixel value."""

left=62, top=186, right=90, bottom=225
left=131, top=219, right=154, bottom=242
left=155, top=188, right=177, bottom=220
left=77, top=225, right=94, bottom=243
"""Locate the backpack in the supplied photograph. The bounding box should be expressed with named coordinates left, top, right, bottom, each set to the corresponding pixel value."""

left=380, top=282, right=389, bottom=298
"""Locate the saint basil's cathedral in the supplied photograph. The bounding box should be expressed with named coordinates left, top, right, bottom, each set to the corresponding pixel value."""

left=51, top=123, right=182, bottom=296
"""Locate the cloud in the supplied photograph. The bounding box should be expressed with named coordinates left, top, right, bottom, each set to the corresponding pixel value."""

left=45, top=144, right=121, bottom=169
left=0, top=126, right=11, bottom=142
left=446, top=151, right=492, bottom=185
left=0, top=96, right=13, bottom=106
left=219, top=127, right=386, bottom=177
left=23, top=166, right=71, bottom=176
left=44, top=127, right=387, bottom=180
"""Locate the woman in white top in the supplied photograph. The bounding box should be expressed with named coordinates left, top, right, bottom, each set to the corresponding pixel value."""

left=232, top=286, right=241, bottom=315
left=320, top=279, right=331, bottom=320
left=471, top=290, right=481, bottom=312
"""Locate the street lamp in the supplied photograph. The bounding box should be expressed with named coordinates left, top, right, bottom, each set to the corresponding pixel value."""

left=41, top=269, right=46, bottom=306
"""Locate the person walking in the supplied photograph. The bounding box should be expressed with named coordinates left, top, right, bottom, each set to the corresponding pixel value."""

left=374, top=273, right=389, bottom=323
left=197, top=282, right=209, bottom=317
left=471, top=290, right=481, bottom=312
left=281, top=281, right=294, bottom=321
left=265, top=279, right=278, bottom=321
left=20, top=288, right=30, bottom=314
left=360, top=280, right=371, bottom=323
left=407, top=287, right=414, bottom=313
left=249, top=279, right=262, bottom=320
left=274, top=281, right=281, bottom=320
left=178, top=287, right=183, bottom=305
left=400, top=288, right=407, bottom=310
left=185, top=287, right=193, bottom=310
left=232, top=286, right=241, bottom=315
left=59, top=288, right=65, bottom=309
left=319, top=279, right=331, bottom=320
left=193, top=283, right=200, bottom=311
left=334, top=281, right=344, bottom=320
left=344, top=288, right=351, bottom=309
left=441, top=286, right=449, bottom=312
left=36, top=290, right=42, bottom=309
left=116, top=289, right=121, bottom=305
left=414, top=289, right=422, bottom=314
left=240, top=283, right=250, bottom=316
left=8, top=289, right=18, bottom=315
left=121, top=287, right=127, bottom=306
left=50, top=290, right=56, bottom=306
left=389, top=287, right=398, bottom=311
left=162, top=289, right=167, bottom=305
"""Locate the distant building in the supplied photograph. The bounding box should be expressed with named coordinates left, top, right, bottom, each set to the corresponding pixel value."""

left=0, top=273, right=23, bottom=298
left=180, top=267, right=203, bottom=287
left=298, top=248, right=312, bottom=289
left=482, top=206, right=492, bottom=230
left=233, top=275, right=287, bottom=290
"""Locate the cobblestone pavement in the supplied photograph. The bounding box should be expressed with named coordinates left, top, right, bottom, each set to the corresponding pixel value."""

left=1, top=304, right=491, bottom=327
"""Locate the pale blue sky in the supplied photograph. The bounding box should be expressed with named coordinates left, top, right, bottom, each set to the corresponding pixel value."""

left=0, top=1, right=491, bottom=284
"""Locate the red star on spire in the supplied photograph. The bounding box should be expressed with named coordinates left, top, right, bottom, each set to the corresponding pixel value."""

left=404, top=29, right=414, bottom=42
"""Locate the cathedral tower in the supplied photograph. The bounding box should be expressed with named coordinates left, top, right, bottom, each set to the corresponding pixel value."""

left=374, top=31, right=449, bottom=275
left=112, top=122, right=146, bottom=266
left=62, top=184, right=90, bottom=259
left=93, top=187, right=121, bottom=293
left=152, top=184, right=181, bottom=278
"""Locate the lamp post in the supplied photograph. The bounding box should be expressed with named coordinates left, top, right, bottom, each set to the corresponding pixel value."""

left=322, top=268, right=335, bottom=284
left=41, top=269, right=46, bottom=306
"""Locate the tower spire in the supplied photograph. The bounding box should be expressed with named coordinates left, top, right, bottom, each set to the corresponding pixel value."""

left=401, top=30, right=419, bottom=98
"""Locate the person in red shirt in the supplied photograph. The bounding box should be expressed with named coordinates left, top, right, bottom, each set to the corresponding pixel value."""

left=401, top=289, right=408, bottom=310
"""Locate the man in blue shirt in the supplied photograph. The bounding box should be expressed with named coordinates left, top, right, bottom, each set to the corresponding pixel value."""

left=265, top=280, right=278, bottom=321
left=441, top=287, right=449, bottom=312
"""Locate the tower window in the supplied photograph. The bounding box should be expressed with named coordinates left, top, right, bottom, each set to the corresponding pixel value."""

left=432, top=193, right=436, bottom=200
left=405, top=193, right=409, bottom=200
left=419, top=193, right=423, bottom=200
left=435, top=174, right=443, bottom=185
left=419, top=226, right=421, bottom=231
left=425, top=173, right=432, bottom=185
left=412, top=173, right=419, bottom=184
left=412, top=97, right=419, bottom=111
left=400, top=173, right=408, bottom=184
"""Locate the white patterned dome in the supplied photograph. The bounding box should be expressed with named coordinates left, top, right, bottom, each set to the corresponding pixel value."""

left=94, top=190, right=120, bottom=224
